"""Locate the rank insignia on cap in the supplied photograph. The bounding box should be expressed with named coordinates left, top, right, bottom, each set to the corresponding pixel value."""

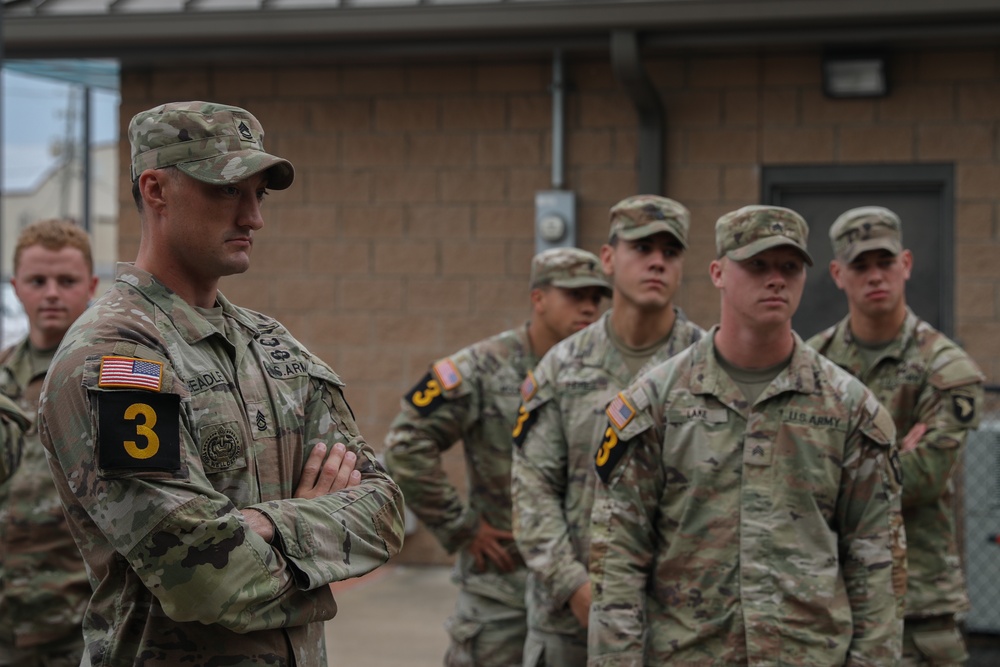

left=99, top=356, right=164, bottom=392
left=606, top=392, right=635, bottom=430
left=520, top=371, right=538, bottom=402
left=432, top=359, right=462, bottom=391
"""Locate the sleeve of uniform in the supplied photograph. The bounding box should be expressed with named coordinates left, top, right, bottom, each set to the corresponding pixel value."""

left=588, top=387, right=660, bottom=667
left=0, top=392, right=29, bottom=483
left=900, top=353, right=984, bottom=509
left=837, top=391, right=904, bottom=667
left=40, top=348, right=402, bottom=635
left=249, top=359, right=404, bottom=591
left=511, top=355, right=590, bottom=609
left=383, top=358, right=479, bottom=553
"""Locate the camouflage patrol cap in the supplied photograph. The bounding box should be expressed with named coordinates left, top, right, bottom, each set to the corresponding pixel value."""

left=608, top=195, right=690, bottom=247
left=529, top=247, right=611, bottom=295
left=128, top=101, right=294, bottom=190
left=715, top=205, right=813, bottom=265
left=829, top=206, right=902, bottom=264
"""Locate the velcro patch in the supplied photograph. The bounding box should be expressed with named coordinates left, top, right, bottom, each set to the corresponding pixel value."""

left=606, top=392, right=636, bottom=430
left=99, top=356, right=163, bottom=391
left=520, top=371, right=538, bottom=402
left=595, top=423, right=626, bottom=483
left=512, top=405, right=538, bottom=448
left=98, top=391, right=181, bottom=472
left=953, top=394, right=976, bottom=424
left=432, top=359, right=462, bottom=391
left=406, top=372, right=446, bottom=417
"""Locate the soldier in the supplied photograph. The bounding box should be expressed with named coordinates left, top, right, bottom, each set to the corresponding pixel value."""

left=588, top=205, right=904, bottom=666
left=384, top=247, right=611, bottom=667
left=0, top=219, right=97, bottom=667
left=37, top=101, right=404, bottom=666
left=809, top=206, right=983, bottom=667
left=511, top=195, right=704, bottom=667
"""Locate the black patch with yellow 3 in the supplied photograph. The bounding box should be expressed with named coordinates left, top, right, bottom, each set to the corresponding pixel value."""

left=512, top=404, right=538, bottom=449
left=595, top=423, right=627, bottom=484
left=98, top=391, right=181, bottom=471
left=407, top=372, right=446, bottom=417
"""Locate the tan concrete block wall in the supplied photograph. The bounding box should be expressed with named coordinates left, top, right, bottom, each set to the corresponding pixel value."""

left=118, top=46, right=1000, bottom=564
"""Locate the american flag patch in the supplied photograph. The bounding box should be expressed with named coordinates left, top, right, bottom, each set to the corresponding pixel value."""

left=432, top=359, right=462, bottom=391
left=606, top=392, right=636, bottom=430
left=99, top=356, right=163, bottom=391
left=520, top=371, right=538, bottom=402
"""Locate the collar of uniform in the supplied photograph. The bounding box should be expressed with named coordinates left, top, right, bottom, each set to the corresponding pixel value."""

left=516, top=320, right=540, bottom=369
left=115, top=263, right=257, bottom=345
left=835, top=306, right=918, bottom=366
left=690, top=327, right=818, bottom=405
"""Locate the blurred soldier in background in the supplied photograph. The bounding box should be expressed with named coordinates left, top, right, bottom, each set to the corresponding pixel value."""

left=810, top=206, right=984, bottom=667
left=512, top=196, right=703, bottom=667
left=0, top=219, right=95, bottom=667
left=385, top=247, right=610, bottom=666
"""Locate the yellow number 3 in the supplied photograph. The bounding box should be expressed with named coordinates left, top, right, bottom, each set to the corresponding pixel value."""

left=595, top=426, right=618, bottom=467
left=123, top=403, right=160, bottom=460
left=412, top=379, right=441, bottom=407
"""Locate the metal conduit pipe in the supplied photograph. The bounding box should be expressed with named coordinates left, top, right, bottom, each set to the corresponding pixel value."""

left=551, top=48, right=565, bottom=190
left=610, top=30, right=664, bottom=195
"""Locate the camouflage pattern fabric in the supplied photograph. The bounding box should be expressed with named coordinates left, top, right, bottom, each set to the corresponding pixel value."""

left=828, top=205, right=904, bottom=264
left=128, top=101, right=294, bottom=189
left=37, top=263, right=404, bottom=667
left=715, top=204, right=814, bottom=265
left=0, top=393, right=27, bottom=487
left=809, top=308, right=983, bottom=619
left=511, top=311, right=703, bottom=646
left=0, top=341, right=88, bottom=660
left=384, top=325, right=536, bottom=664
left=589, top=330, right=904, bottom=666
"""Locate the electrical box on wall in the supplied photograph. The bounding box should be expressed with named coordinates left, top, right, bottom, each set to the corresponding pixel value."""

left=535, top=190, right=576, bottom=254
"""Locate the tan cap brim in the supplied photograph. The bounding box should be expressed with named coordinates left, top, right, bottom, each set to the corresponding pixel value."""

left=727, top=235, right=814, bottom=266
left=176, top=151, right=295, bottom=190
left=838, top=237, right=902, bottom=264
left=614, top=221, right=687, bottom=247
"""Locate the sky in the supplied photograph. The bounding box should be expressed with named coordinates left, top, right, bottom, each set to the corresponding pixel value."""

left=2, top=67, right=119, bottom=192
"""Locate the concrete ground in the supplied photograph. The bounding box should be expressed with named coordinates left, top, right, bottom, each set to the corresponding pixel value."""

left=325, top=565, right=457, bottom=667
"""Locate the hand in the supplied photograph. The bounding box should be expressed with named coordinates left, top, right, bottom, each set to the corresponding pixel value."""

left=569, top=581, right=591, bottom=628
left=241, top=508, right=275, bottom=543
left=295, top=442, right=362, bottom=499
left=467, top=519, right=517, bottom=573
left=901, top=422, right=927, bottom=453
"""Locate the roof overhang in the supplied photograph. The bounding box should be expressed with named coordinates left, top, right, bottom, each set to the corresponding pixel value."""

left=6, top=0, right=1000, bottom=63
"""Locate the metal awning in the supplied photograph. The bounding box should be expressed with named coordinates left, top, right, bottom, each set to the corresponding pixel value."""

left=6, top=0, right=1000, bottom=62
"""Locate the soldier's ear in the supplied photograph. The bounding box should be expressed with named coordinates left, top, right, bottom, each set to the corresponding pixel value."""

left=138, top=170, right=169, bottom=214
left=829, top=260, right=845, bottom=290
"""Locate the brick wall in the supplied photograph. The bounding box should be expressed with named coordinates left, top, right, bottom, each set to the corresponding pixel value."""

left=118, top=46, right=1000, bottom=563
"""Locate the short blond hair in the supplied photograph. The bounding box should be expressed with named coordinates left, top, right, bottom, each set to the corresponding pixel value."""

left=14, top=219, right=94, bottom=275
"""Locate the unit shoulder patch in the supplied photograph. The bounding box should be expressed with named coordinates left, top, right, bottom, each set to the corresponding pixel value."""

left=406, top=371, right=447, bottom=417
left=595, top=423, right=627, bottom=483
left=98, top=390, right=181, bottom=472
left=512, top=404, right=538, bottom=449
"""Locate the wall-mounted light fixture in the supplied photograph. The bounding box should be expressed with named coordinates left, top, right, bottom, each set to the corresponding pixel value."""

left=822, top=53, right=888, bottom=98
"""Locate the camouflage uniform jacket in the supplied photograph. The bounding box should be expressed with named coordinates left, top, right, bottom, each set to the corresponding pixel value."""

left=512, top=309, right=703, bottom=636
left=37, top=264, right=404, bottom=667
left=588, top=329, right=903, bottom=667
left=0, top=339, right=89, bottom=650
left=808, top=308, right=983, bottom=617
left=384, top=324, right=536, bottom=608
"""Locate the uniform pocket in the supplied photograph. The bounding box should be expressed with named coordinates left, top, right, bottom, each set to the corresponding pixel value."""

left=912, top=627, right=969, bottom=664
left=443, top=616, right=483, bottom=667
